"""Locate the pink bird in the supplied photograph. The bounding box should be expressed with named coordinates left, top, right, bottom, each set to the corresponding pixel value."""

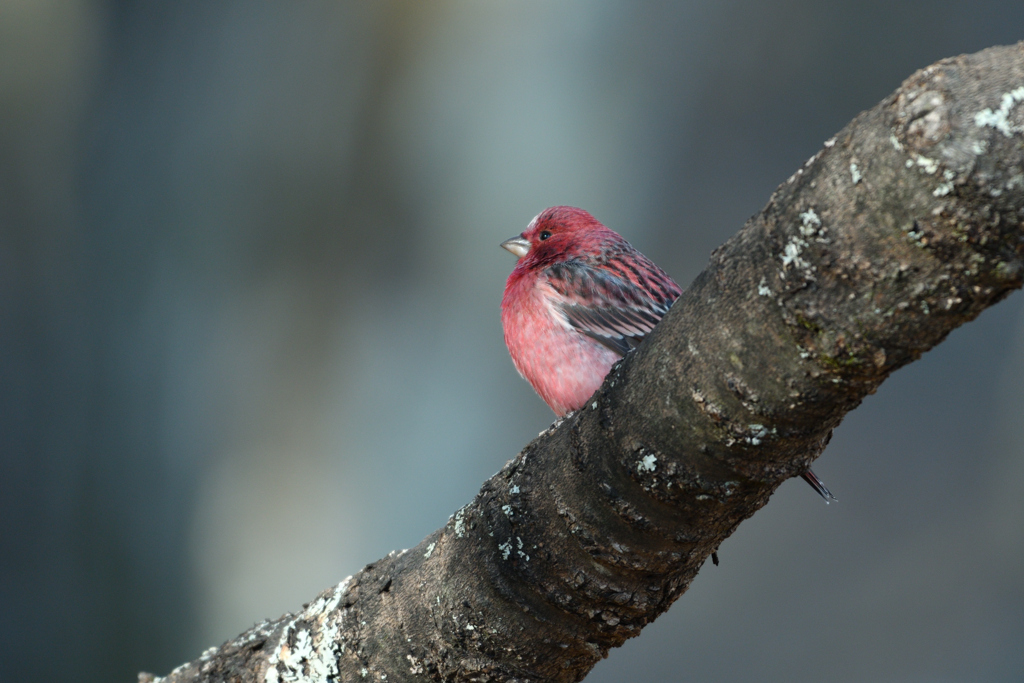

left=500, top=206, right=835, bottom=503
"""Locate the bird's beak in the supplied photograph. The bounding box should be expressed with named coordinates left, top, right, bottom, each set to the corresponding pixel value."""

left=501, top=236, right=531, bottom=259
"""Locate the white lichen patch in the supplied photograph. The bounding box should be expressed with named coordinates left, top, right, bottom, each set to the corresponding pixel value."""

left=501, top=504, right=513, bottom=517
left=591, top=401, right=598, bottom=410
left=850, top=162, right=862, bottom=184
left=424, top=542, right=436, bottom=559
left=799, top=209, right=821, bottom=235
left=234, top=620, right=275, bottom=648
left=516, top=536, right=529, bottom=561
left=498, top=539, right=512, bottom=560
left=824, top=136, right=836, bottom=148
left=264, top=619, right=302, bottom=682
left=974, top=86, right=1024, bottom=136
left=889, top=133, right=904, bottom=152
left=282, top=630, right=316, bottom=677
left=934, top=169, right=956, bottom=196
left=757, top=277, right=771, bottom=297
left=509, top=484, right=520, bottom=495
left=780, top=209, right=825, bottom=274
left=781, top=239, right=809, bottom=270
left=637, top=454, right=657, bottom=473
left=913, top=155, right=939, bottom=174
left=303, top=577, right=351, bottom=619
left=265, top=577, right=352, bottom=683
left=453, top=508, right=466, bottom=538
left=745, top=424, right=767, bottom=446
left=745, top=424, right=777, bottom=446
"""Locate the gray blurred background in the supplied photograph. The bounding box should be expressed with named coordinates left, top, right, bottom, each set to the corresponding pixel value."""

left=2, top=2, right=1023, bottom=681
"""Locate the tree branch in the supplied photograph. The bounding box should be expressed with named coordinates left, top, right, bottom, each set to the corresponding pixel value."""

left=143, top=42, right=1024, bottom=683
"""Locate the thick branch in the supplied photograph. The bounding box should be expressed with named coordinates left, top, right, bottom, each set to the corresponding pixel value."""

left=145, top=43, right=1024, bottom=683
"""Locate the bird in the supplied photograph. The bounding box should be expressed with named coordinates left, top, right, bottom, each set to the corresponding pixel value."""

left=500, top=206, right=835, bottom=503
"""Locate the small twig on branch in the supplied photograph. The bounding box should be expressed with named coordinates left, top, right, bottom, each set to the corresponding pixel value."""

left=145, top=42, right=1024, bottom=683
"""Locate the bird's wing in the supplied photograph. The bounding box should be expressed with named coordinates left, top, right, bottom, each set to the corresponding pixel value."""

left=543, top=256, right=681, bottom=356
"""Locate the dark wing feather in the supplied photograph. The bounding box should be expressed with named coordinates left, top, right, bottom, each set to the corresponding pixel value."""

left=544, top=254, right=681, bottom=357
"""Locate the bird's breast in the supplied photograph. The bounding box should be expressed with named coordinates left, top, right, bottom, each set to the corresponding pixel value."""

left=501, top=277, right=621, bottom=416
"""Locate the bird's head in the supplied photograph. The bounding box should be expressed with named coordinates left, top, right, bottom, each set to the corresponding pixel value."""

left=501, top=206, right=615, bottom=270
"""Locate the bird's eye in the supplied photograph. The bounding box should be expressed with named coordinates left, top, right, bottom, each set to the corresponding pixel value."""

left=539, top=230, right=552, bottom=240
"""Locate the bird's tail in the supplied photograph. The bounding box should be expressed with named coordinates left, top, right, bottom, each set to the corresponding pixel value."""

left=801, top=470, right=837, bottom=504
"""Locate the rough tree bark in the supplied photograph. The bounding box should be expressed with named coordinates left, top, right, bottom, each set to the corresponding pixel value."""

left=142, top=43, right=1024, bottom=683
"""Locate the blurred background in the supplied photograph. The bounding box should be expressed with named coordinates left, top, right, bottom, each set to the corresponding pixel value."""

left=2, top=2, right=1023, bottom=681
